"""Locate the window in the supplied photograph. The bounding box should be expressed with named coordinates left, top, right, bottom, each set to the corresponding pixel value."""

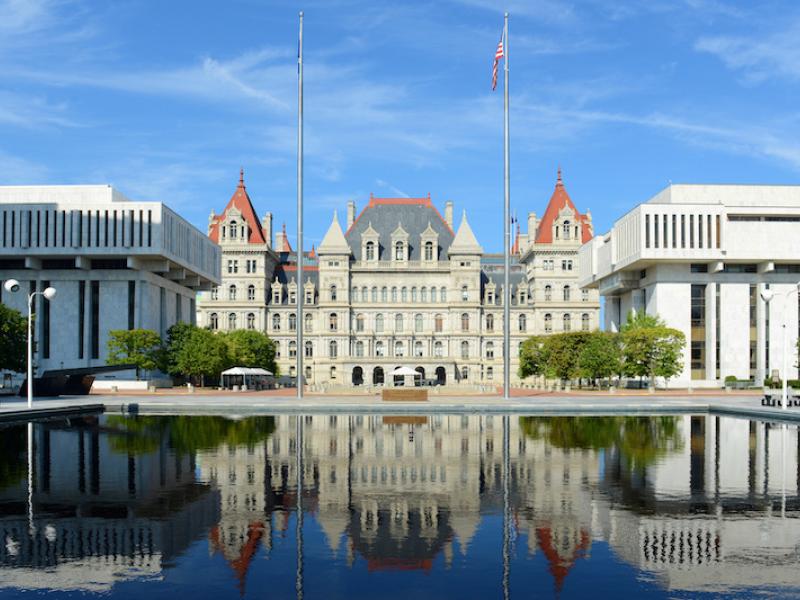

left=582, top=313, right=590, bottom=331
left=562, top=260, right=573, bottom=271
left=461, top=313, right=470, bottom=331
left=289, top=341, right=297, bottom=358
left=395, top=241, right=404, bottom=260
left=330, top=285, right=337, bottom=301
left=461, top=366, right=469, bottom=380
left=441, top=287, right=447, bottom=302
left=395, top=341, right=404, bottom=357
left=391, top=287, right=398, bottom=302
left=461, top=286, right=469, bottom=301
left=544, top=285, right=552, bottom=301
left=376, top=341, right=385, bottom=357
left=543, top=259, right=554, bottom=271
left=434, top=314, right=443, bottom=333
left=228, top=285, right=237, bottom=301
left=289, top=313, right=297, bottom=331
left=461, top=341, right=469, bottom=359
left=401, top=287, right=408, bottom=302
left=330, top=366, right=337, bottom=380
left=210, top=312, right=218, bottom=330
left=227, top=260, right=238, bottom=274
left=434, top=341, right=443, bottom=357
left=544, top=313, right=552, bottom=332
left=562, top=220, right=571, bottom=240
left=305, top=341, right=313, bottom=357
left=582, top=289, right=589, bottom=302
left=415, top=313, right=423, bottom=332
left=563, top=285, right=571, bottom=301
left=381, top=287, right=388, bottom=302
left=518, top=314, right=526, bottom=332
left=272, top=314, right=281, bottom=330
left=247, top=313, right=255, bottom=329
left=430, top=287, right=437, bottom=303
left=414, top=341, right=423, bottom=357
left=305, top=313, right=313, bottom=332
left=362, top=287, right=368, bottom=302
left=486, top=314, right=494, bottom=331
left=424, top=241, right=434, bottom=261
left=356, top=314, right=365, bottom=332
left=365, top=241, right=375, bottom=260
left=486, top=342, right=494, bottom=359
left=395, top=313, right=403, bottom=332
left=329, top=341, right=338, bottom=358
left=563, top=313, right=571, bottom=331
left=371, top=287, right=378, bottom=302
left=487, top=366, right=494, bottom=380
left=355, top=341, right=364, bottom=357
left=421, top=287, right=427, bottom=302
left=375, top=314, right=384, bottom=332
left=228, top=313, right=237, bottom=329
left=229, top=220, right=238, bottom=239
left=329, top=313, right=338, bottom=331
left=211, top=286, right=219, bottom=300
left=411, top=287, right=418, bottom=302
left=305, top=289, right=314, bottom=304
left=247, top=285, right=255, bottom=301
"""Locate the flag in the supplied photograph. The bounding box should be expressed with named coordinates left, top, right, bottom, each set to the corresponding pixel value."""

left=492, top=32, right=504, bottom=91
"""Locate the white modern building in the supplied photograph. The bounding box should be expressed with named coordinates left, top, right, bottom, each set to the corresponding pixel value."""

left=0, top=185, right=220, bottom=375
left=579, top=184, right=800, bottom=387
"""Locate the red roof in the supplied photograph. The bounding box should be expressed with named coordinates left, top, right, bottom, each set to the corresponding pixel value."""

left=276, top=222, right=293, bottom=252
left=511, top=222, right=521, bottom=254
left=208, top=169, right=266, bottom=245
left=534, top=168, right=593, bottom=244
left=536, top=526, right=591, bottom=593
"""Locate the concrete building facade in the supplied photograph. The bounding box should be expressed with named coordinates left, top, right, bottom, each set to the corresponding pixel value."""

left=579, top=184, right=800, bottom=387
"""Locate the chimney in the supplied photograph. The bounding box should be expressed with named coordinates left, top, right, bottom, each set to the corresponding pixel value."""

left=445, top=201, right=454, bottom=228
left=527, top=212, right=538, bottom=245
left=262, top=212, right=273, bottom=247
left=347, top=200, right=356, bottom=229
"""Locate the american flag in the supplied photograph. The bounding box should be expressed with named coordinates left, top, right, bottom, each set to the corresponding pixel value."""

left=492, top=33, right=504, bottom=91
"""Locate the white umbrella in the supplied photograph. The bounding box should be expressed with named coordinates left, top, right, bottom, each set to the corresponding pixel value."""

left=390, top=366, right=419, bottom=376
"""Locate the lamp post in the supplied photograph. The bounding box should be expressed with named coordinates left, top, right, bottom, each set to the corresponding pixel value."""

left=3, top=279, right=57, bottom=408
left=760, top=283, right=800, bottom=410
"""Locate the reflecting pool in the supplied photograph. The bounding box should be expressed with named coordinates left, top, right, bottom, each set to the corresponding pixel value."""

left=1, top=414, right=799, bottom=598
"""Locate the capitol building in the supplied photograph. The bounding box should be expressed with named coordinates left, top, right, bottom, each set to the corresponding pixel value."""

left=196, top=169, right=599, bottom=386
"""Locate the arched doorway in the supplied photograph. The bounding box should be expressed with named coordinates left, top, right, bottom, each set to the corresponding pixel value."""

left=373, top=366, right=384, bottom=385
left=352, top=366, right=364, bottom=386
left=415, top=366, right=425, bottom=386
left=435, top=366, right=446, bottom=386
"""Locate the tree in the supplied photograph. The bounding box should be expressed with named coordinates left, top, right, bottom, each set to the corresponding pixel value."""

left=163, top=322, right=197, bottom=377
left=172, top=327, right=230, bottom=386
left=0, top=304, right=26, bottom=373
left=107, top=329, right=163, bottom=380
left=621, top=310, right=664, bottom=331
left=544, top=331, right=593, bottom=381
left=577, top=331, right=623, bottom=384
left=224, top=329, right=278, bottom=374
left=621, top=314, right=685, bottom=386
left=518, top=335, right=549, bottom=378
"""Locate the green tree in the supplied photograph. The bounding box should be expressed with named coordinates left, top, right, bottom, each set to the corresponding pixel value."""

left=577, top=331, right=623, bottom=384
left=518, top=335, right=549, bottom=378
left=172, top=327, right=230, bottom=386
left=0, top=304, right=26, bottom=373
left=544, top=331, right=593, bottom=381
left=107, top=329, right=163, bottom=380
left=621, top=310, right=664, bottom=331
left=163, top=322, right=197, bottom=377
left=224, top=329, right=278, bottom=374
left=621, top=312, right=685, bottom=386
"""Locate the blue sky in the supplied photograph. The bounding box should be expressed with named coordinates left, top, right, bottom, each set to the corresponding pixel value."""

left=2, top=0, right=799, bottom=251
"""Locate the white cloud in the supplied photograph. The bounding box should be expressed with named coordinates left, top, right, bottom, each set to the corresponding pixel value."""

left=0, top=149, right=48, bottom=182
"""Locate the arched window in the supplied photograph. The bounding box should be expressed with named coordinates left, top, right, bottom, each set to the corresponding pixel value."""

left=329, top=341, right=338, bottom=358
left=356, top=314, right=365, bottom=332
left=330, top=366, right=337, bottom=379
left=351, top=286, right=358, bottom=301
left=371, top=287, right=378, bottom=302
left=544, top=285, right=552, bottom=301
left=562, top=220, right=571, bottom=239
left=394, top=341, right=404, bottom=357
left=395, top=313, right=403, bottom=332
left=362, top=286, right=368, bottom=302
left=486, top=314, right=494, bottom=332
left=289, top=313, right=297, bottom=331
left=395, top=241, right=404, bottom=260
left=487, top=366, right=494, bottom=380
left=518, top=314, right=527, bottom=332
left=563, top=313, right=571, bottom=331
left=330, top=285, right=337, bottom=301
left=375, top=314, right=384, bottom=332
left=441, top=287, right=447, bottom=302
left=415, top=313, right=423, bottom=332
left=424, top=241, right=434, bottom=261
left=421, top=287, right=428, bottom=302
left=229, top=220, right=238, bottom=239
left=563, top=285, right=571, bottom=301
left=401, top=287, right=408, bottom=302
left=376, top=341, right=385, bottom=357
left=381, top=287, right=388, bottom=302
left=582, top=313, right=590, bottom=331
left=411, top=287, right=418, bottom=302
left=289, top=341, right=297, bottom=357
left=272, top=314, right=281, bottom=330
left=460, top=341, right=469, bottom=359
left=329, top=313, right=338, bottom=331
left=209, top=313, right=218, bottom=330
left=247, top=285, right=255, bottom=301
left=461, top=313, right=470, bottom=331
left=305, top=341, right=313, bottom=357
left=461, top=285, right=469, bottom=301
left=228, top=285, right=237, bottom=301
left=247, top=313, right=255, bottom=329
left=434, top=341, right=443, bottom=357
left=430, top=287, right=437, bottom=303
left=544, top=313, right=552, bottom=332
left=305, top=313, right=313, bottom=331
left=391, top=287, right=398, bottom=302
left=355, top=341, right=364, bottom=357
left=305, top=365, right=312, bottom=380
left=461, top=366, right=469, bottom=380
left=365, top=241, right=375, bottom=261
left=228, top=313, right=237, bottom=329
left=486, top=342, right=494, bottom=359
left=434, top=313, right=444, bottom=333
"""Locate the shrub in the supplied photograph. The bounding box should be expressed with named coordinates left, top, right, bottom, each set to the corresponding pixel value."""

left=724, top=375, right=737, bottom=385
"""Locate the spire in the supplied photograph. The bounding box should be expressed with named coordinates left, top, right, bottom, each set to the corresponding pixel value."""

left=239, top=167, right=245, bottom=189
left=207, top=169, right=266, bottom=244
left=449, top=210, right=483, bottom=255
left=318, top=210, right=351, bottom=255
left=534, top=167, right=592, bottom=244
left=556, top=166, right=563, bottom=187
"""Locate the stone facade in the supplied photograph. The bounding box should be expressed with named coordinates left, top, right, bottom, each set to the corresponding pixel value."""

left=197, top=170, right=599, bottom=386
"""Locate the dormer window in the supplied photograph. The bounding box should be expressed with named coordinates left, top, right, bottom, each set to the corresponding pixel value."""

left=395, top=241, right=404, bottom=260
left=229, top=220, right=238, bottom=239
left=562, top=220, right=571, bottom=240
left=365, top=241, right=375, bottom=261
left=424, top=241, right=434, bottom=261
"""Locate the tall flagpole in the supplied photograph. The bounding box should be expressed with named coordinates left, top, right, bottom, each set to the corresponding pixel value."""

left=502, top=12, right=511, bottom=400
left=296, top=11, right=304, bottom=401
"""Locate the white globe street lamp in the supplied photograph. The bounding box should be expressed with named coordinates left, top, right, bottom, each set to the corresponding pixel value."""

left=760, top=283, right=800, bottom=410
left=4, top=279, right=57, bottom=408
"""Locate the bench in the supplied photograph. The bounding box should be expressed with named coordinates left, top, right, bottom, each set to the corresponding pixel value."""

left=762, top=393, right=800, bottom=408
left=382, top=388, right=428, bottom=402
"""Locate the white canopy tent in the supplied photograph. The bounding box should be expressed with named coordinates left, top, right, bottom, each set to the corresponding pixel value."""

left=389, top=366, right=422, bottom=387
left=220, top=367, right=273, bottom=391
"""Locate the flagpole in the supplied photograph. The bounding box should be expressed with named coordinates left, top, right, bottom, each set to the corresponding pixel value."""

left=502, top=12, right=511, bottom=400
left=296, top=10, right=304, bottom=401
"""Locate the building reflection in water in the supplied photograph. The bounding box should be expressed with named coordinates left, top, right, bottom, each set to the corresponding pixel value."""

left=1, top=413, right=799, bottom=596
